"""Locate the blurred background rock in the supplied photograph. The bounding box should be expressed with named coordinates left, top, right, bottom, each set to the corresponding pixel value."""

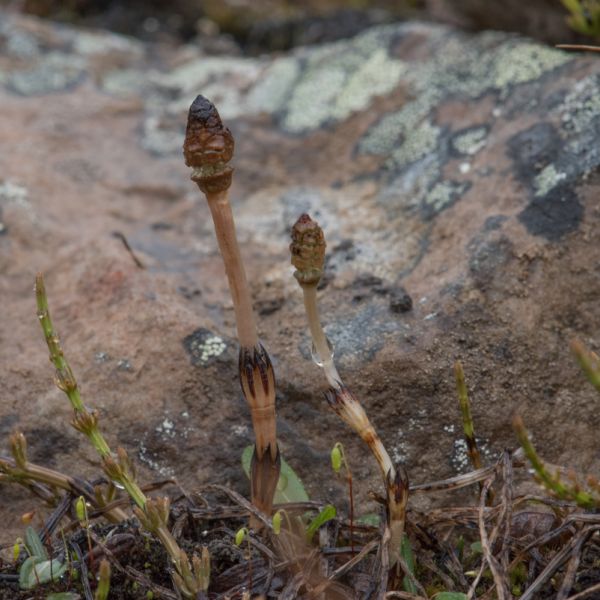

left=0, top=0, right=594, bottom=53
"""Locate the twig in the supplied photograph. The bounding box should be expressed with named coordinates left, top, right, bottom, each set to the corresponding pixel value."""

left=565, top=581, right=600, bottom=599
left=520, top=525, right=600, bottom=600
left=477, top=476, right=510, bottom=600
left=557, top=528, right=592, bottom=600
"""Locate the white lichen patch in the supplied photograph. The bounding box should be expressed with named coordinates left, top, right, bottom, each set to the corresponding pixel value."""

left=453, top=127, right=488, bottom=156
left=391, top=430, right=409, bottom=464
left=450, top=437, right=495, bottom=474
left=139, top=440, right=175, bottom=477
left=0, top=180, right=28, bottom=205
left=231, top=424, right=249, bottom=437
left=155, top=418, right=175, bottom=438
left=196, top=335, right=226, bottom=364
left=533, top=164, right=567, bottom=197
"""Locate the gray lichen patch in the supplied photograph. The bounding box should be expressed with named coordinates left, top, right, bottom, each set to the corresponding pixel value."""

left=390, top=120, right=441, bottom=170
left=423, top=181, right=470, bottom=217
left=246, top=57, right=301, bottom=115
left=281, top=35, right=407, bottom=133
left=452, top=127, right=488, bottom=156
left=7, top=52, right=87, bottom=96
left=559, top=73, right=600, bottom=135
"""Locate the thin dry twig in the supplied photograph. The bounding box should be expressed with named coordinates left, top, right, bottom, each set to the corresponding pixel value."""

left=565, top=581, right=600, bottom=599
left=478, top=476, right=510, bottom=600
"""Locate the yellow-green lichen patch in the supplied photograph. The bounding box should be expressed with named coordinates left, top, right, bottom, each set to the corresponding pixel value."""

left=533, top=164, right=567, bottom=197
left=452, top=127, right=488, bottom=156
left=492, top=43, right=571, bottom=92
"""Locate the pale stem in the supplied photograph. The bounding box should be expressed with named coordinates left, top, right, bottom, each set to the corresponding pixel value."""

left=206, top=190, right=258, bottom=349
left=301, top=284, right=341, bottom=388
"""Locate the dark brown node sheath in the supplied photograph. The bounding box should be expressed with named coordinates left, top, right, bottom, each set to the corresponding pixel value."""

left=184, top=95, right=280, bottom=523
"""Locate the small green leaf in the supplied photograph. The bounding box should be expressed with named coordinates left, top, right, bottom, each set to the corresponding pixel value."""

left=432, top=593, right=468, bottom=600
left=19, top=556, right=43, bottom=589
left=46, top=593, right=81, bottom=600
left=25, top=526, right=48, bottom=560
left=470, top=541, right=483, bottom=555
left=21, top=558, right=68, bottom=589
left=272, top=510, right=283, bottom=535
left=242, top=446, right=309, bottom=503
left=235, top=527, right=248, bottom=546
left=331, top=444, right=342, bottom=473
left=306, top=505, right=336, bottom=542
left=401, top=534, right=417, bottom=594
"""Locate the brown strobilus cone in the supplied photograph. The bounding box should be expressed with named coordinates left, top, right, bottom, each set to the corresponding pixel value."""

left=183, top=95, right=280, bottom=526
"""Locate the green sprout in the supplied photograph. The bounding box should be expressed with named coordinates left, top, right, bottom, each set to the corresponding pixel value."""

left=35, top=273, right=204, bottom=599
left=331, top=442, right=355, bottom=552
left=94, top=559, right=111, bottom=600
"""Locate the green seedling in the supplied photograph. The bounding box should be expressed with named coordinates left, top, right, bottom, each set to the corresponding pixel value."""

left=513, top=414, right=598, bottom=508
left=13, top=537, right=22, bottom=563
left=35, top=273, right=204, bottom=599
left=513, top=339, right=600, bottom=509
left=46, top=593, right=81, bottom=599
left=19, top=526, right=68, bottom=590
left=94, top=559, right=110, bottom=600
left=75, top=496, right=94, bottom=571
left=305, top=504, right=336, bottom=542
left=331, top=442, right=355, bottom=552
left=454, top=362, right=483, bottom=473
left=571, top=339, right=600, bottom=392
left=432, top=593, right=468, bottom=600
left=242, top=445, right=309, bottom=504
left=272, top=509, right=283, bottom=535
left=0, top=431, right=124, bottom=522
left=235, top=527, right=249, bottom=547
left=454, top=361, right=493, bottom=503
left=400, top=533, right=417, bottom=594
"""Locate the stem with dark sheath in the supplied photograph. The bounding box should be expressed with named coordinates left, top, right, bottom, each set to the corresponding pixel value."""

left=290, top=213, right=408, bottom=566
left=183, top=95, right=280, bottom=523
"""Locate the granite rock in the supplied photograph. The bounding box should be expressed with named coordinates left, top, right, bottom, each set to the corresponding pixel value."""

left=1, top=9, right=600, bottom=542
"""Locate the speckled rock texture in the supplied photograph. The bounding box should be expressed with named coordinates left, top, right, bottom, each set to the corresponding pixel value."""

left=1, top=10, right=600, bottom=543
